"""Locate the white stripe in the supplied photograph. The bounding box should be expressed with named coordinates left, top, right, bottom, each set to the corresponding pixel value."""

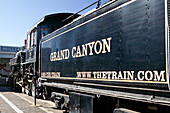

left=13, top=93, right=53, bottom=113
left=42, top=0, right=136, bottom=43
left=0, top=93, right=23, bottom=113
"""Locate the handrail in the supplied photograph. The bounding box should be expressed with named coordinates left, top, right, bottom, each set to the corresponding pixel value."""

left=62, top=0, right=101, bottom=22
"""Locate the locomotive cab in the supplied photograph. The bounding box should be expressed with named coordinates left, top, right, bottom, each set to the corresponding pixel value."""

left=25, top=13, right=80, bottom=64
left=10, top=13, right=80, bottom=95
left=26, top=29, right=37, bottom=63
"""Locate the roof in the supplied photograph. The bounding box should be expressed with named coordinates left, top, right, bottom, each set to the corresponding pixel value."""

left=27, top=13, right=75, bottom=33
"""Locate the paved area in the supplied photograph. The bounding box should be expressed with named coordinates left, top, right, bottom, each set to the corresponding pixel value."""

left=0, top=87, right=65, bottom=113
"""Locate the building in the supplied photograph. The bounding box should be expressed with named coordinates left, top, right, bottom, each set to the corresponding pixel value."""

left=0, top=45, right=20, bottom=77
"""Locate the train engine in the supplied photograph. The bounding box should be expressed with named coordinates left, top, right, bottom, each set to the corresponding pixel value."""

left=9, top=47, right=25, bottom=91
left=9, top=0, right=170, bottom=112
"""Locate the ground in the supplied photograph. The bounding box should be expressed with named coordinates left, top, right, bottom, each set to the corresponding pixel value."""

left=0, top=87, right=64, bottom=113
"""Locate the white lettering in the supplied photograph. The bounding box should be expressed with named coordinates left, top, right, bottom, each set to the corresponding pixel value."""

left=76, top=70, right=166, bottom=82
left=50, top=49, right=70, bottom=61
left=145, top=71, right=153, bottom=81
left=72, top=47, right=76, bottom=58
left=102, top=37, right=112, bottom=53
left=137, top=71, right=144, bottom=80
left=153, top=71, right=165, bottom=81
left=94, top=40, right=102, bottom=54
left=87, top=41, right=95, bottom=55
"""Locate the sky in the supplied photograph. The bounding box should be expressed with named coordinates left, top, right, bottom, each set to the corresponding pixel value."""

left=0, top=0, right=109, bottom=47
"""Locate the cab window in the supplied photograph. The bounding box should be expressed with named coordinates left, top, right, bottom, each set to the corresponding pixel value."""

left=41, top=28, right=48, bottom=38
left=31, top=30, right=36, bottom=47
left=26, top=34, right=30, bottom=49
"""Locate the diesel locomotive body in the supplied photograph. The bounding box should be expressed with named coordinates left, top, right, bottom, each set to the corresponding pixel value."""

left=9, top=0, right=170, bottom=112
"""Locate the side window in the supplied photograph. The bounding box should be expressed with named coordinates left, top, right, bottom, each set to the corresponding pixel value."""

left=31, top=30, right=36, bottom=47
left=27, top=34, right=30, bottom=49
left=41, top=28, right=48, bottom=38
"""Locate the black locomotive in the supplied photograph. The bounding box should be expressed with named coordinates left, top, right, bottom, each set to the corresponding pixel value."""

left=9, top=0, right=170, bottom=112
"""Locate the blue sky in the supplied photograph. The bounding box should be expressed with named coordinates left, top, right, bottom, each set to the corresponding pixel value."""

left=0, top=0, right=109, bottom=47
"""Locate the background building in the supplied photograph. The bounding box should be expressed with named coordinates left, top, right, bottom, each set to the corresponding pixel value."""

left=0, top=45, right=20, bottom=77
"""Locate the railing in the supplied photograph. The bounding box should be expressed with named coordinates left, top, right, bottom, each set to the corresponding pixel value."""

left=62, top=0, right=101, bottom=22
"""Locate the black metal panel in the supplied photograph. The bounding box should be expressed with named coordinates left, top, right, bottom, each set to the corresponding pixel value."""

left=26, top=47, right=36, bottom=63
left=80, top=95, right=93, bottom=113
left=41, top=0, right=168, bottom=89
left=69, top=92, right=94, bottom=113
left=69, top=92, right=80, bottom=113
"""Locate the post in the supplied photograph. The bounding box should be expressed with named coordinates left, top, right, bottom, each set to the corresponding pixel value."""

left=34, top=78, right=36, bottom=106
left=97, top=0, right=101, bottom=8
left=34, top=62, right=36, bottom=106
